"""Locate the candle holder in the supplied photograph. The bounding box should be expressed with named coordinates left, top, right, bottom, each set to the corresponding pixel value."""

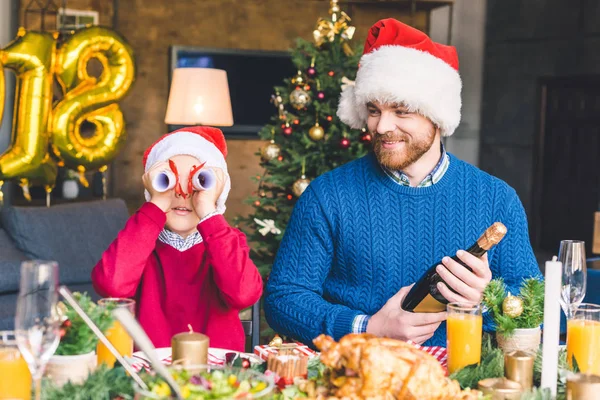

left=171, top=325, right=209, bottom=366
left=566, top=373, right=600, bottom=400
left=478, top=377, right=522, bottom=400
left=504, top=350, right=535, bottom=390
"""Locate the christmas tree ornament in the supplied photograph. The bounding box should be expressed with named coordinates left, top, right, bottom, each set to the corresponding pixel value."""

left=291, top=70, right=306, bottom=86
left=254, top=200, right=261, bottom=207
left=328, top=70, right=335, bottom=77
left=293, top=119, right=300, bottom=125
left=317, top=91, right=325, bottom=100
left=293, top=159, right=311, bottom=197
left=277, top=155, right=284, bottom=162
left=502, top=295, right=524, bottom=318
left=286, top=194, right=293, bottom=200
left=242, top=359, right=250, bottom=369
left=293, top=176, right=311, bottom=197
left=289, top=87, right=311, bottom=110
left=269, top=335, right=283, bottom=348
left=271, top=92, right=286, bottom=120
left=307, top=65, right=317, bottom=77
left=254, top=218, right=282, bottom=236
left=340, top=137, right=351, bottom=149
left=282, top=122, right=293, bottom=136
left=360, top=131, right=372, bottom=143
left=309, top=123, right=325, bottom=141
left=326, top=115, right=333, bottom=121
left=261, top=140, right=281, bottom=162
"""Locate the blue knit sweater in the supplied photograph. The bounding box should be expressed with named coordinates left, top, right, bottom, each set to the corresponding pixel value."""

left=265, top=153, right=542, bottom=347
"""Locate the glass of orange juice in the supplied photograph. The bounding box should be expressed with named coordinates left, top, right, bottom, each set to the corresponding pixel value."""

left=446, top=302, right=483, bottom=374
left=0, top=331, right=32, bottom=399
left=97, top=298, right=135, bottom=368
left=567, top=303, right=600, bottom=375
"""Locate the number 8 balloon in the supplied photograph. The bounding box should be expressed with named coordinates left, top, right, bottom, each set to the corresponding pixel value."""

left=51, top=26, right=135, bottom=175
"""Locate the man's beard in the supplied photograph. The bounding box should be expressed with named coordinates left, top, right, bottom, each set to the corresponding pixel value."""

left=372, top=127, right=436, bottom=171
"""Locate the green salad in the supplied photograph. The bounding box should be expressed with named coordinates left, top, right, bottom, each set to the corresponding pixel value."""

left=141, top=368, right=272, bottom=399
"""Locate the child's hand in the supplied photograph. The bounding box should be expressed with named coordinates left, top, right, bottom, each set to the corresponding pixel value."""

left=192, top=167, right=227, bottom=219
left=142, top=161, right=175, bottom=212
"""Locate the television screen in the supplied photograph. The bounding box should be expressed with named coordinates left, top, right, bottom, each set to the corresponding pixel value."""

left=169, top=47, right=296, bottom=138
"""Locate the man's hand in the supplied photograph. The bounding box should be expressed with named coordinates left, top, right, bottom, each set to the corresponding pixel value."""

left=436, top=251, right=492, bottom=304
left=366, top=285, right=447, bottom=344
left=142, top=161, right=175, bottom=212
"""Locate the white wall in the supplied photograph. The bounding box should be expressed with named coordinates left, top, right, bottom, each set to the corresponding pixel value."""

left=430, top=0, right=487, bottom=167
left=0, top=0, right=18, bottom=201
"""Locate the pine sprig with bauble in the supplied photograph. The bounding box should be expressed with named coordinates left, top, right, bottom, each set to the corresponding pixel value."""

left=482, top=277, right=545, bottom=337
left=55, top=292, right=115, bottom=356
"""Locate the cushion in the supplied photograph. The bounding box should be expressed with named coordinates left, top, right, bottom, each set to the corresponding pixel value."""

left=0, top=199, right=129, bottom=286
left=0, top=282, right=99, bottom=331
left=0, top=229, right=29, bottom=293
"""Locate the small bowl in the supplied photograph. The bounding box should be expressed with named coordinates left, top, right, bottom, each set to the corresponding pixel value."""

left=133, top=364, right=275, bottom=399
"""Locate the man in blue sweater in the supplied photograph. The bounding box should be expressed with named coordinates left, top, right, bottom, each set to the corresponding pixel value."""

left=265, top=19, right=542, bottom=347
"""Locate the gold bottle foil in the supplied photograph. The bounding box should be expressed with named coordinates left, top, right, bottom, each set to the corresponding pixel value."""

left=566, top=373, right=600, bottom=400
left=477, top=222, right=508, bottom=250
left=504, top=350, right=535, bottom=390
left=478, top=378, right=522, bottom=400
left=171, top=329, right=209, bottom=366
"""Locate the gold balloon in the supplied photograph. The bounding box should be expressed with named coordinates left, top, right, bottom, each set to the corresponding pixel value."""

left=0, top=59, right=4, bottom=127
left=289, top=88, right=311, bottom=110
left=502, top=295, right=524, bottom=318
left=309, top=123, right=325, bottom=141
left=52, top=26, right=135, bottom=171
left=0, top=29, right=55, bottom=180
left=261, top=140, right=281, bottom=161
left=292, top=175, right=311, bottom=197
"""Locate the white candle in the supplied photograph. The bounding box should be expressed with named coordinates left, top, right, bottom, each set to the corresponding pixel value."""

left=541, top=256, right=562, bottom=396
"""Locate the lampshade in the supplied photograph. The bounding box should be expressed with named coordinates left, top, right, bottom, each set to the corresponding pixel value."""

left=165, top=68, right=234, bottom=126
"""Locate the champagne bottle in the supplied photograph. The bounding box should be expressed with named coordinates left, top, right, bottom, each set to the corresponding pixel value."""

left=401, top=222, right=508, bottom=313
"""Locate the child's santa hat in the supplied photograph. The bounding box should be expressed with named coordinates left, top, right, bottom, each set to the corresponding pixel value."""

left=142, top=126, right=230, bottom=214
left=337, top=18, right=462, bottom=137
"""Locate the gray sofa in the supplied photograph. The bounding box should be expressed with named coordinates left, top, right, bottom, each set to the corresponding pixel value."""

left=0, top=199, right=129, bottom=329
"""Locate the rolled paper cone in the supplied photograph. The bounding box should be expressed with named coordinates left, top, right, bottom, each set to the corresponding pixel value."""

left=192, top=168, right=216, bottom=191
left=478, top=378, right=522, bottom=400
left=152, top=170, right=176, bottom=192
left=171, top=325, right=209, bottom=366
left=504, top=350, right=535, bottom=390
left=566, top=374, right=600, bottom=400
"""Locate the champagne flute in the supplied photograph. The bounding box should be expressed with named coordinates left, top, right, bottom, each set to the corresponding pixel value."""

left=14, top=260, right=60, bottom=400
left=558, top=240, right=587, bottom=319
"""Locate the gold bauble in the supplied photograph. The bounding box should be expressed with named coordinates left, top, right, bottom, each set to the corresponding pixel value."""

left=289, top=88, right=311, bottom=110
left=261, top=140, right=281, bottom=161
left=502, top=295, right=524, bottom=318
left=308, top=123, right=325, bottom=141
left=269, top=335, right=283, bottom=348
left=292, top=175, right=311, bottom=197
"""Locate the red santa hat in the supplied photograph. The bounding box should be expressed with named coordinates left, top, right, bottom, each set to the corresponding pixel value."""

left=142, top=126, right=230, bottom=214
left=337, top=19, right=462, bottom=137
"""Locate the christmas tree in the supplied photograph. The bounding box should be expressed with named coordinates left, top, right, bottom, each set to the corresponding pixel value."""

left=236, top=0, right=371, bottom=278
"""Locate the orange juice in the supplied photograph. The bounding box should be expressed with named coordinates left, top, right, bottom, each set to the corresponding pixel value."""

left=97, top=321, right=133, bottom=368
left=567, top=319, right=600, bottom=375
left=447, top=314, right=483, bottom=374
left=0, top=348, right=31, bottom=399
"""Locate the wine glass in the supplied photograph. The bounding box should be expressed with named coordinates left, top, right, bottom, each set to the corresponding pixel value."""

left=14, top=260, right=60, bottom=400
left=558, top=240, right=587, bottom=319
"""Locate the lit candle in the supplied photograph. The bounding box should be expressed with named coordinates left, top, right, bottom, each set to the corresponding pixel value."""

left=171, top=325, right=209, bottom=366
left=541, top=256, right=562, bottom=396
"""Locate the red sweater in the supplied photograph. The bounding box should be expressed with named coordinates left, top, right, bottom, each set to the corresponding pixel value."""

left=92, top=202, right=263, bottom=352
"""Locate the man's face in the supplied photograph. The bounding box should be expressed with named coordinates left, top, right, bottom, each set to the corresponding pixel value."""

left=367, top=101, right=438, bottom=171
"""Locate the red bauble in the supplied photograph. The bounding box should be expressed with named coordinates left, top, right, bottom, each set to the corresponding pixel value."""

left=283, top=126, right=293, bottom=136
left=242, top=359, right=251, bottom=369
left=328, top=71, right=335, bottom=77
left=307, top=67, right=317, bottom=77
left=62, top=319, right=72, bottom=328
left=254, top=200, right=261, bottom=207
left=326, top=115, right=333, bottom=121
left=287, top=194, right=293, bottom=200
left=360, top=132, right=372, bottom=143
left=293, top=119, right=300, bottom=125
left=317, top=91, right=325, bottom=100
left=340, top=138, right=351, bottom=149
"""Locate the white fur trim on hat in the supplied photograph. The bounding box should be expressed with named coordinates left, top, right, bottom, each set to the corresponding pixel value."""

left=144, top=131, right=230, bottom=214
left=337, top=45, right=462, bottom=136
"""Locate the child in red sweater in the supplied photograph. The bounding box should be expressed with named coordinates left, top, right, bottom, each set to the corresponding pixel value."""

left=92, top=126, right=263, bottom=352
